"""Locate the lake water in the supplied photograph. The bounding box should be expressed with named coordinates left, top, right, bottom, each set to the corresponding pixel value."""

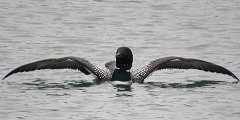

left=0, top=0, right=240, bottom=119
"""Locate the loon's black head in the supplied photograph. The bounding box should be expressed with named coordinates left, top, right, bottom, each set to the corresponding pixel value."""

left=115, top=47, right=133, bottom=70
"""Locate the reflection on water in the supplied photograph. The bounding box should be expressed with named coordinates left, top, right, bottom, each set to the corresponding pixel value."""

left=23, top=79, right=94, bottom=90
left=23, top=78, right=132, bottom=91
left=66, top=80, right=94, bottom=88
left=22, top=78, right=224, bottom=90
left=145, top=80, right=223, bottom=88
left=113, top=84, right=132, bottom=91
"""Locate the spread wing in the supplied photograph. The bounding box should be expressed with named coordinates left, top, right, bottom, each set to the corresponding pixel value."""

left=132, top=56, right=239, bottom=83
left=3, top=56, right=108, bottom=80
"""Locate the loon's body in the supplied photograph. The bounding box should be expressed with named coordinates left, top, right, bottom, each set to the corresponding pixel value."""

left=2, top=47, right=239, bottom=83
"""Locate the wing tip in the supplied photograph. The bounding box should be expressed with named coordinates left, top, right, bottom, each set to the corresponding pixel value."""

left=233, top=75, right=239, bottom=82
left=227, top=70, right=239, bottom=82
left=2, top=76, right=8, bottom=80
left=2, top=73, right=11, bottom=80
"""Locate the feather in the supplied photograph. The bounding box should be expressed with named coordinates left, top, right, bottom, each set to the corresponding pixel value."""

left=2, top=57, right=109, bottom=80
left=133, top=56, right=239, bottom=83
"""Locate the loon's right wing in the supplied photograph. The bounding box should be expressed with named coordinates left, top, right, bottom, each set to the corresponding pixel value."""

left=3, top=56, right=107, bottom=80
left=132, top=56, right=239, bottom=83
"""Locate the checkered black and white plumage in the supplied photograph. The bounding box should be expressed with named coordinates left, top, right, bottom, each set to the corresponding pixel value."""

left=3, top=51, right=239, bottom=83
left=132, top=56, right=239, bottom=83
left=2, top=56, right=112, bottom=82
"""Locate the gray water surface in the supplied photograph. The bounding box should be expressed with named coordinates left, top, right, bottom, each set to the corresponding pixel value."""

left=1, top=0, right=240, bottom=120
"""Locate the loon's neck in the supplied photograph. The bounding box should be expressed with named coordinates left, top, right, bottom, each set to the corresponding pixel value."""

left=111, top=68, right=131, bottom=81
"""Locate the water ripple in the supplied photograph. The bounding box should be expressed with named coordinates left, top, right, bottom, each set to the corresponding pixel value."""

left=1, top=0, right=240, bottom=120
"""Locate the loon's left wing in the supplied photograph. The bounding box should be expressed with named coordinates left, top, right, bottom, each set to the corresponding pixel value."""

left=2, top=56, right=108, bottom=80
left=132, top=56, right=239, bottom=83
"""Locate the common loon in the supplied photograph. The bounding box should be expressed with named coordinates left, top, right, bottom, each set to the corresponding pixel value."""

left=2, top=47, right=239, bottom=83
